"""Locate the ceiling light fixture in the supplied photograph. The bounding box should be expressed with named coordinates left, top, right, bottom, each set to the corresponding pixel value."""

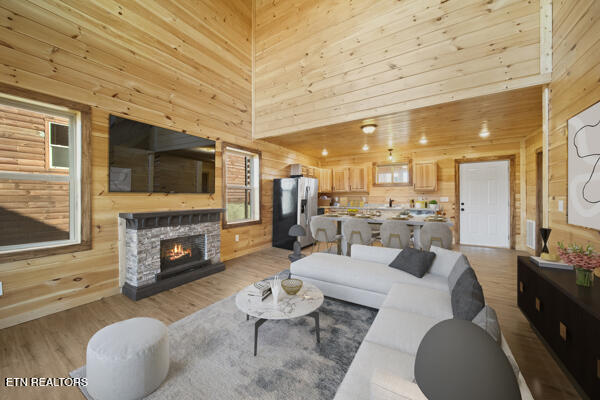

left=361, top=124, right=377, bottom=134
left=322, top=148, right=328, bottom=156
left=419, top=137, right=428, bottom=145
left=362, top=144, right=369, bottom=151
left=388, top=148, right=393, bottom=161
left=479, top=123, right=490, bottom=138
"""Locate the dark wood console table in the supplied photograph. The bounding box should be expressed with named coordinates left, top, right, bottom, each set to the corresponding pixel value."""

left=517, top=256, right=600, bottom=399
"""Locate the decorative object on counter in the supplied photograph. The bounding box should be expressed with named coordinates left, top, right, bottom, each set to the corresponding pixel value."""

left=347, top=208, right=358, bottom=216
left=288, top=224, right=307, bottom=262
left=529, top=256, right=573, bottom=270
left=414, top=200, right=427, bottom=209
left=557, top=242, right=600, bottom=287
left=427, top=199, right=438, bottom=210
left=270, top=275, right=282, bottom=305
left=539, top=227, right=551, bottom=255
left=281, top=278, right=303, bottom=295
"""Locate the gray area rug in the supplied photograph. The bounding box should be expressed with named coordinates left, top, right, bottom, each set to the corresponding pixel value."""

left=71, top=294, right=376, bottom=399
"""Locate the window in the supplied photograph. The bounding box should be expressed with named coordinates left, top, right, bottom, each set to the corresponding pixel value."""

left=222, top=143, right=261, bottom=228
left=373, top=162, right=412, bottom=186
left=49, top=121, right=70, bottom=169
left=0, top=85, right=91, bottom=261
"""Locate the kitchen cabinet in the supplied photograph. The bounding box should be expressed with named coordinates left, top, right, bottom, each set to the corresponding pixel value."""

left=348, top=167, right=367, bottom=191
left=332, top=168, right=349, bottom=192
left=318, top=168, right=332, bottom=192
left=413, top=161, right=437, bottom=192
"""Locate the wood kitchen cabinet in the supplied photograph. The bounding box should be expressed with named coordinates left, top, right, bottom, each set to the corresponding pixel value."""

left=318, top=168, right=332, bottom=192
left=348, top=167, right=367, bottom=191
left=413, top=161, right=437, bottom=192
left=332, top=168, right=349, bottom=192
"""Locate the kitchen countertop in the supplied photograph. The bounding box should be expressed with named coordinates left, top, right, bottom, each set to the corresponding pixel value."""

left=320, top=206, right=438, bottom=212
left=313, top=214, right=453, bottom=226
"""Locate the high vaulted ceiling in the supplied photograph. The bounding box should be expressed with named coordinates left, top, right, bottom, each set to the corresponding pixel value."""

left=263, top=86, right=543, bottom=159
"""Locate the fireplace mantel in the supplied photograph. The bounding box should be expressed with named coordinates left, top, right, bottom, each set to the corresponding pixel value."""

left=119, top=209, right=224, bottom=230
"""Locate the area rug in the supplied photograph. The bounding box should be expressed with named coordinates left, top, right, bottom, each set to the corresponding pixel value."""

left=71, top=294, right=376, bottom=399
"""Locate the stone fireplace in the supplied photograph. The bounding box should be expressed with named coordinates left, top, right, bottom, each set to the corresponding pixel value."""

left=118, top=209, right=225, bottom=300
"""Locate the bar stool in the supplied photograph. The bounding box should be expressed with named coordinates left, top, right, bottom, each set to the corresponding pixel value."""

left=310, top=217, right=341, bottom=254
left=380, top=220, right=411, bottom=249
left=341, top=219, right=374, bottom=256
left=420, top=222, right=453, bottom=250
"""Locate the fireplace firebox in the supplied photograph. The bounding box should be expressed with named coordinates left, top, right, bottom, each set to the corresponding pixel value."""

left=159, top=234, right=207, bottom=279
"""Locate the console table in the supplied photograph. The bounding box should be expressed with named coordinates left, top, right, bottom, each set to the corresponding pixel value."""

left=517, top=256, right=600, bottom=399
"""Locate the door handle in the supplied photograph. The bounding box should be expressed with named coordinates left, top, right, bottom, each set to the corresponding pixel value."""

left=460, top=208, right=465, bottom=211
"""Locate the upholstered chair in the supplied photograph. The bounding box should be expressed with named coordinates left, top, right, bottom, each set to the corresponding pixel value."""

left=420, top=222, right=453, bottom=250
left=341, top=219, right=374, bottom=256
left=380, top=220, right=411, bottom=249
left=310, top=216, right=341, bottom=254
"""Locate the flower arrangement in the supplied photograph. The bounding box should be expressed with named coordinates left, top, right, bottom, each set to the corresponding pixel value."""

left=557, top=242, right=600, bottom=287
left=557, top=242, right=600, bottom=270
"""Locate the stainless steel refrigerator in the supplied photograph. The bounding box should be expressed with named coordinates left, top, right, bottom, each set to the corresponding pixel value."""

left=272, top=177, right=318, bottom=250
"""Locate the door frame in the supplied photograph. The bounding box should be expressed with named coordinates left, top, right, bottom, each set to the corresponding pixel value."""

left=454, top=155, right=516, bottom=249
left=535, top=148, right=543, bottom=255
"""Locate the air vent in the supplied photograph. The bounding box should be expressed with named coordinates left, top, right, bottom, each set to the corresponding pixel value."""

left=526, top=219, right=536, bottom=249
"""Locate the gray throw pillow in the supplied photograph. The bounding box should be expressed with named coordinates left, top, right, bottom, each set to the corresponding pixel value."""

left=472, top=305, right=501, bottom=344
left=451, top=267, right=485, bottom=320
left=448, top=255, right=471, bottom=291
left=389, top=248, right=436, bottom=278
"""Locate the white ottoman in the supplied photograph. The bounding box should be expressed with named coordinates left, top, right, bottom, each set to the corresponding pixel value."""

left=86, top=317, right=169, bottom=400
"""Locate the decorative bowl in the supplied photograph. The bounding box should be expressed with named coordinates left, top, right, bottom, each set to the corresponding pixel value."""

left=281, top=278, right=303, bottom=295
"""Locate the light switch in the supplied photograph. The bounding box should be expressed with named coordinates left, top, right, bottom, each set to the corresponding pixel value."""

left=235, top=234, right=240, bottom=242
left=558, top=200, right=564, bottom=212
left=0, top=281, right=3, bottom=296
left=440, top=197, right=449, bottom=202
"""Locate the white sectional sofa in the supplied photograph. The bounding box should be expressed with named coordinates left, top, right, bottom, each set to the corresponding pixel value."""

left=290, top=245, right=533, bottom=400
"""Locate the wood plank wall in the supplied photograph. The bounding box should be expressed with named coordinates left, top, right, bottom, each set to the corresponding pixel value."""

left=524, top=130, right=542, bottom=254
left=321, top=141, right=530, bottom=250
left=0, top=0, right=317, bottom=329
left=254, top=0, right=547, bottom=139
left=548, top=0, right=600, bottom=263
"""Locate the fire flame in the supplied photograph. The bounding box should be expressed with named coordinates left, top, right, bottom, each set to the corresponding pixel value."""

left=165, top=244, right=192, bottom=261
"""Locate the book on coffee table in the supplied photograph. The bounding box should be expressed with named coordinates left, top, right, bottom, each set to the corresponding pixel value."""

left=529, top=256, right=573, bottom=270
left=248, top=281, right=272, bottom=300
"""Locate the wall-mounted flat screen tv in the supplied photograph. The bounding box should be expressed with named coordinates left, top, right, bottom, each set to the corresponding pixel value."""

left=108, top=115, right=216, bottom=193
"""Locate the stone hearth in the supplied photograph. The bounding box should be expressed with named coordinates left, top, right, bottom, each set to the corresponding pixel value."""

left=118, top=209, right=225, bottom=300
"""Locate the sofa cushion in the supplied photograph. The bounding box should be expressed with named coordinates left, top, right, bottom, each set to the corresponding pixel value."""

left=429, top=246, right=463, bottom=277
left=365, top=308, right=440, bottom=355
left=370, top=369, right=428, bottom=400
left=382, top=283, right=452, bottom=320
left=334, top=341, right=415, bottom=400
left=451, top=268, right=485, bottom=320
left=291, top=253, right=449, bottom=295
left=448, top=255, right=471, bottom=291
left=389, top=248, right=436, bottom=278
left=351, top=244, right=401, bottom=265
left=472, top=305, right=501, bottom=344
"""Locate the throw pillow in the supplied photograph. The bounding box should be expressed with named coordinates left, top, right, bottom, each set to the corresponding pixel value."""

left=447, top=255, right=471, bottom=292
left=472, top=305, right=501, bottom=344
left=451, top=267, right=485, bottom=320
left=389, top=248, right=436, bottom=278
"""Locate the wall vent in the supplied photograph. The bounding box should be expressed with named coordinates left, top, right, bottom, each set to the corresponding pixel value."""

left=526, top=219, right=536, bottom=249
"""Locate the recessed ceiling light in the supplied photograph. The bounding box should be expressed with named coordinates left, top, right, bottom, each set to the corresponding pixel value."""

left=479, top=122, right=490, bottom=138
left=321, top=148, right=328, bottom=156
left=361, top=124, right=377, bottom=134
left=419, top=137, right=428, bottom=145
left=362, top=144, right=369, bottom=151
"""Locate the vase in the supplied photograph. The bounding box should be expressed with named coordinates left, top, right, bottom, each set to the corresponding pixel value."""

left=539, top=228, right=551, bottom=254
left=575, top=267, right=594, bottom=287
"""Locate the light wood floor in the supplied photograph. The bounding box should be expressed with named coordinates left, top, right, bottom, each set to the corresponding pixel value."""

left=0, top=246, right=582, bottom=400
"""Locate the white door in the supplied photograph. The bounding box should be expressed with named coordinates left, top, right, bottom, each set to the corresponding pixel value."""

left=459, top=160, right=510, bottom=247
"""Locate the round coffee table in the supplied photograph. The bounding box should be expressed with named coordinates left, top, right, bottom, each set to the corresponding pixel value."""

left=235, top=281, right=324, bottom=356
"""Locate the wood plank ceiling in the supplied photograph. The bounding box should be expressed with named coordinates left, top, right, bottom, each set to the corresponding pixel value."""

left=264, top=86, right=543, bottom=159
left=254, top=0, right=546, bottom=139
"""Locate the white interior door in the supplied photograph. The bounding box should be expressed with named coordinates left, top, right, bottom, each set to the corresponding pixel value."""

left=459, top=160, right=510, bottom=247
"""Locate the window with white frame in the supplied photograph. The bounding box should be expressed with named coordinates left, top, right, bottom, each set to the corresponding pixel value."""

left=48, top=121, right=70, bottom=169
left=0, top=92, right=83, bottom=253
left=373, top=162, right=411, bottom=186
left=222, top=143, right=261, bottom=227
